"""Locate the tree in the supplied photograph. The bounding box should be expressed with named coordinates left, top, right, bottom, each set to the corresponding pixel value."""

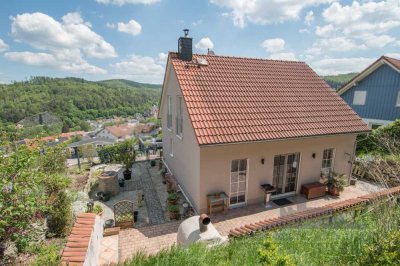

left=79, top=144, right=98, bottom=165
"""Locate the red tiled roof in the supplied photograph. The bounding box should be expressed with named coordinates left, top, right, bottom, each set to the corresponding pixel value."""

left=61, top=213, right=96, bottom=266
left=106, top=125, right=134, bottom=138
left=384, top=56, right=400, bottom=70
left=169, top=53, right=370, bottom=145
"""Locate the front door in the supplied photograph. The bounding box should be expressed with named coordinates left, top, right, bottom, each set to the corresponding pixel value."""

left=273, top=153, right=300, bottom=195
left=229, top=159, right=247, bottom=207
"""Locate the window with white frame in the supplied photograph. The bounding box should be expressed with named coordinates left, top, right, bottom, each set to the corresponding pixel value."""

left=353, top=91, right=367, bottom=105
left=167, top=95, right=172, bottom=129
left=321, top=148, right=335, bottom=178
left=176, top=96, right=183, bottom=137
left=169, top=138, right=173, bottom=157
left=396, top=91, right=400, bottom=107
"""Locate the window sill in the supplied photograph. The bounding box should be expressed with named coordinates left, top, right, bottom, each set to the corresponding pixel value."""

left=176, top=134, right=183, bottom=140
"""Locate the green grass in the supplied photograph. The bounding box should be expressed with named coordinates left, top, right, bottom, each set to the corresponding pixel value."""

left=124, top=202, right=400, bottom=266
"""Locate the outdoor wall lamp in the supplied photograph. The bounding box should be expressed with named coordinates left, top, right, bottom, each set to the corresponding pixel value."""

left=312, top=153, right=316, bottom=159
left=261, top=158, right=265, bottom=164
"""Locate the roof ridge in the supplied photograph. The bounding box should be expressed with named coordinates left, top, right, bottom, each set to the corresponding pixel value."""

left=168, top=51, right=306, bottom=64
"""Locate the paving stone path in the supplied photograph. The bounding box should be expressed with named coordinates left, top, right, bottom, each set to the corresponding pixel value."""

left=135, top=162, right=166, bottom=224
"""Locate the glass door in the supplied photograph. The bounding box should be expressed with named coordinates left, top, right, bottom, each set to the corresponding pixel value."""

left=230, top=159, right=247, bottom=206
left=273, top=153, right=300, bottom=195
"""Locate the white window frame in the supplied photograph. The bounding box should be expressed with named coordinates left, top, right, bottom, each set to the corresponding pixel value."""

left=167, top=95, right=172, bottom=130
left=229, top=159, right=248, bottom=207
left=353, top=91, right=367, bottom=105
left=169, top=138, right=173, bottom=157
left=176, top=96, right=183, bottom=138
left=321, top=148, right=335, bottom=178
left=396, top=90, right=400, bottom=107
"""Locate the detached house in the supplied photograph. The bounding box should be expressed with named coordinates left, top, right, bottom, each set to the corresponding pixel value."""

left=337, top=56, right=400, bottom=128
left=159, top=30, right=370, bottom=214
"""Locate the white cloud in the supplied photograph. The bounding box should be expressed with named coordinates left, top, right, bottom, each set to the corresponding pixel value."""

left=311, top=57, right=375, bottom=75
left=106, top=22, right=116, bottom=29
left=262, top=38, right=285, bottom=53
left=158, top=52, right=168, bottom=63
left=6, top=12, right=115, bottom=74
left=384, top=53, right=400, bottom=59
left=111, top=54, right=165, bottom=83
left=0, top=39, right=9, bottom=52
left=358, top=34, right=395, bottom=49
left=304, top=11, right=314, bottom=26
left=269, top=52, right=297, bottom=61
left=314, top=37, right=365, bottom=52
left=195, top=37, right=214, bottom=51
left=315, top=24, right=335, bottom=37
left=299, top=28, right=310, bottom=33
left=10, top=12, right=117, bottom=59
left=4, top=51, right=106, bottom=74
left=95, top=0, right=159, bottom=5
left=117, top=19, right=142, bottom=36
left=210, top=0, right=333, bottom=28
left=323, top=0, right=400, bottom=34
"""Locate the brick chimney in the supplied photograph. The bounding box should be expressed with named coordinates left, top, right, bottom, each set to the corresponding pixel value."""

left=178, top=29, right=192, bottom=61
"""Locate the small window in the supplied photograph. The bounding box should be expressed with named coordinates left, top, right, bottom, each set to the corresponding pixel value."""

left=176, top=96, right=183, bottom=137
left=167, top=95, right=172, bottom=129
left=321, top=148, right=335, bottom=178
left=353, top=91, right=367, bottom=105
left=170, top=138, right=173, bottom=157
left=396, top=91, right=400, bottom=107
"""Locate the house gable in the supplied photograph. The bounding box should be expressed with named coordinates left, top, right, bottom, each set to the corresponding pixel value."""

left=340, top=63, right=400, bottom=122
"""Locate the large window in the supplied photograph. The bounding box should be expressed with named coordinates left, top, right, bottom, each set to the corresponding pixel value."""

left=167, top=95, right=172, bottom=129
left=230, top=159, right=247, bottom=206
left=353, top=91, right=367, bottom=105
left=176, top=96, right=183, bottom=137
left=396, top=91, right=400, bottom=107
left=321, top=148, right=335, bottom=178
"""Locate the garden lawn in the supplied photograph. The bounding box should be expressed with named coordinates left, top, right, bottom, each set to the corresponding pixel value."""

left=125, top=203, right=400, bottom=266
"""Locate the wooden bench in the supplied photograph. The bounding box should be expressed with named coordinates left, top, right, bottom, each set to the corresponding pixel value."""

left=207, top=192, right=228, bottom=215
left=301, top=182, right=327, bottom=200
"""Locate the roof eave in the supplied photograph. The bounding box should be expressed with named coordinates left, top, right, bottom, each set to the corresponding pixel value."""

left=198, top=130, right=371, bottom=147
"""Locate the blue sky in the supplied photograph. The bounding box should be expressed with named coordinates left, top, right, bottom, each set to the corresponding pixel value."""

left=0, top=0, right=399, bottom=84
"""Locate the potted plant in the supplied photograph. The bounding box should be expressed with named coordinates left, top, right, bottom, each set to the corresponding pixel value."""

left=328, top=173, right=347, bottom=196
left=93, top=204, right=104, bottom=217
left=121, top=142, right=136, bottom=180
left=168, top=204, right=179, bottom=220
left=168, top=192, right=178, bottom=204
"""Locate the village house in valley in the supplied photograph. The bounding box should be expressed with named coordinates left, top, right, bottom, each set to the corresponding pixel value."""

left=95, top=124, right=135, bottom=142
left=337, top=56, right=400, bottom=128
left=159, top=31, right=370, bottom=214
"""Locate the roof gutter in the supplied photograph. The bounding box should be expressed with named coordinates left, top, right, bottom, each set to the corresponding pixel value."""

left=198, top=130, right=371, bottom=148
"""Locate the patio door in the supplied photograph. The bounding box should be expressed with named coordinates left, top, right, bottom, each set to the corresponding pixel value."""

left=229, top=159, right=247, bottom=207
left=273, top=153, right=300, bottom=196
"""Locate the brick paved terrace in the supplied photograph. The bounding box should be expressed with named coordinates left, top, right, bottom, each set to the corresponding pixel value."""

left=118, top=180, right=382, bottom=263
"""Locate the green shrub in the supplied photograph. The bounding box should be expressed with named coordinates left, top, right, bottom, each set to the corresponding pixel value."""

left=30, top=242, right=63, bottom=266
left=258, top=234, right=295, bottom=266
left=167, top=192, right=178, bottom=201
left=93, top=204, right=103, bottom=214
left=360, top=230, right=400, bottom=265
left=168, top=204, right=179, bottom=213
left=150, top=160, right=156, bottom=167
left=44, top=174, right=72, bottom=237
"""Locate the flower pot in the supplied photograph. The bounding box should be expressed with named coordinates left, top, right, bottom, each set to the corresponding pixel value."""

left=124, top=170, right=132, bottom=180
left=168, top=199, right=178, bottom=205
left=169, top=211, right=178, bottom=220
left=329, top=187, right=340, bottom=196
left=134, top=211, right=139, bottom=223
left=119, top=179, right=125, bottom=187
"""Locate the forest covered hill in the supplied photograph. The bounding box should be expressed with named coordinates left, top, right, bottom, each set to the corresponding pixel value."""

left=0, top=76, right=161, bottom=137
left=322, top=73, right=358, bottom=90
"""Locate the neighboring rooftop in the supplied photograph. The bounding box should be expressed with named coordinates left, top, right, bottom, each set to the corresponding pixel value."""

left=105, top=124, right=134, bottom=138
left=169, top=52, right=369, bottom=145
left=338, top=55, right=400, bottom=95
